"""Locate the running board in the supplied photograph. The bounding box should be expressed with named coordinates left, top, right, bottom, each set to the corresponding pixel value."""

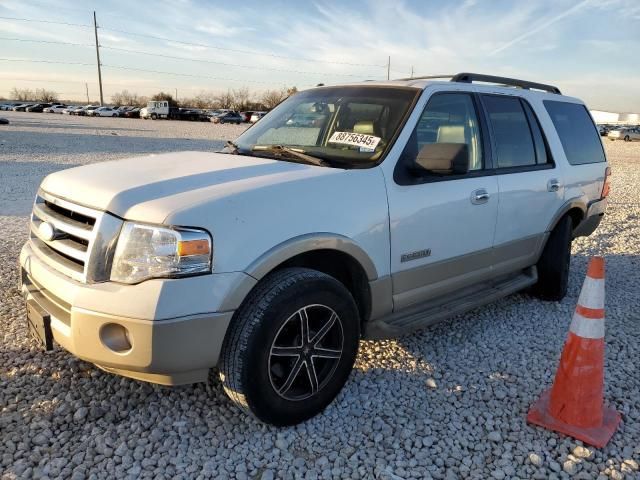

left=364, top=266, right=537, bottom=339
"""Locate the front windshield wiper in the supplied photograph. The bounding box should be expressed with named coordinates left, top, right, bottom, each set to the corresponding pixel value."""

left=224, top=140, right=240, bottom=154
left=251, top=145, right=326, bottom=167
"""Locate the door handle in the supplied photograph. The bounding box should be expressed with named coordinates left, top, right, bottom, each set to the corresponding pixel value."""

left=471, top=189, right=490, bottom=205
left=547, top=179, right=561, bottom=192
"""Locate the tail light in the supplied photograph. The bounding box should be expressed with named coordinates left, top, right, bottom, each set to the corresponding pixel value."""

left=601, top=166, right=611, bottom=198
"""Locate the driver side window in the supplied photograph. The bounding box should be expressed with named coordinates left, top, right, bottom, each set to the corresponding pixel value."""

left=412, top=93, right=483, bottom=171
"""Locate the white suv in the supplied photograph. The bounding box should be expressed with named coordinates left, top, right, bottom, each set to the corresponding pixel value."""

left=20, top=73, right=610, bottom=425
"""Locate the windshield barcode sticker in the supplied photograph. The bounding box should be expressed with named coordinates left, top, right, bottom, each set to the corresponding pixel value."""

left=329, top=131, right=381, bottom=150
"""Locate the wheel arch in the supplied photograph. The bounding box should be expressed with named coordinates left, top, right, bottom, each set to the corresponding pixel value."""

left=546, top=198, right=587, bottom=235
left=243, top=234, right=379, bottom=326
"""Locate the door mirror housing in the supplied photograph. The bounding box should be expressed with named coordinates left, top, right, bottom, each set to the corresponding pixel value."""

left=412, top=143, right=469, bottom=176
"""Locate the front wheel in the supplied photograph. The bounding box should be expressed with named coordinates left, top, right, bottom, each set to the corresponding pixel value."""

left=219, top=268, right=360, bottom=426
left=151, top=113, right=157, bottom=120
left=533, top=215, right=572, bottom=301
left=624, top=135, right=630, bottom=142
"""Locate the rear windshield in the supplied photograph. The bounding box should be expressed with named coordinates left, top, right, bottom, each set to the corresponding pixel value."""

left=234, top=86, right=419, bottom=167
left=543, top=100, right=605, bottom=165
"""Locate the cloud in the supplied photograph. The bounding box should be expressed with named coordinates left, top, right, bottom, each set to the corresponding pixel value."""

left=489, top=0, right=592, bottom=56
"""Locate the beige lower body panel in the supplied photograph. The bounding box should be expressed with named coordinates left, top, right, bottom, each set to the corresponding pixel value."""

left=391, top=234, right=547, bottom=311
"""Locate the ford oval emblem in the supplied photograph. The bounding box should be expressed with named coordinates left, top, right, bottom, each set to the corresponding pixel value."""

left=38, top=222, right=56, bottom=241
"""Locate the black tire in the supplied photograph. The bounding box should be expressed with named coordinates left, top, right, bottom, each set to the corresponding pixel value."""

left=533, top=215, right=572, bottom=301
left=624, top=135, right=630, bottom=142
left=219, top=267, right=360, bottom=426
left=151, top=113, right=157, bottom=120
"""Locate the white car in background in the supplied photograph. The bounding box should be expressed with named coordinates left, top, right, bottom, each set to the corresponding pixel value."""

left=250, top=111, right=267, bottom=123
left=63, top=106, right=83, bottom=115
left=607, top=127, right=640, bottom=142
left=88, top=107, right=119, bottom=117
left=43, top=105, right=67, bottom=114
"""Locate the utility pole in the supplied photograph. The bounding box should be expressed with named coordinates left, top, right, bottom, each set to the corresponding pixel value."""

left=93, top=11, right=104, bottom=106
left=175, top=88, right=178, bottom=102
left=387, top=56, right=391, bottom=81
left=410, top=66, right=414, bottom=79
left=85, top=83, right=89, bottom=103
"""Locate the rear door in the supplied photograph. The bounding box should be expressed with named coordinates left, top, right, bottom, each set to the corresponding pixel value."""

left=387, top=91, right=499, bottom=311
left=479, top=94, right=563, bottom=272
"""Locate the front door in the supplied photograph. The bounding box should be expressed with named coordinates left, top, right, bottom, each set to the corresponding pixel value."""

left=386, top=92, right=499, bottom=311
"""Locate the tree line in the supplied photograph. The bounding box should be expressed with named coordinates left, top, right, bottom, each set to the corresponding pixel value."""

left=5, top=86, right=298, bottom=111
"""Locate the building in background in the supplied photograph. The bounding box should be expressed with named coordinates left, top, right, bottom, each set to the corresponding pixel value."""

left=590, top=110, right=640, bottom=125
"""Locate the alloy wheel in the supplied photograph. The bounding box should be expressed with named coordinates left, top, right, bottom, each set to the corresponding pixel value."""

left=268, top=304, right=344, bottom=401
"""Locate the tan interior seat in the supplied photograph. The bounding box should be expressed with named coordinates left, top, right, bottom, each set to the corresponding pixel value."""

left=353, top=121, right=376, bottom=135
left=437, top=125, right=466, bottom=144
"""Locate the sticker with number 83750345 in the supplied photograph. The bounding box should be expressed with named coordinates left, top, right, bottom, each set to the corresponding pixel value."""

left=328, top=131, right=381, bottom=150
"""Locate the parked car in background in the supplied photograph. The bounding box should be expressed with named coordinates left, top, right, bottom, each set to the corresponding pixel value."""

left=89, top=106, right=119, bottom=117
left=63, top=106, right=81, bottom=115
left=26, top=103, right=53, bottom=113
left=13, top=103, right=36, bottom=112
left=116, top=106, right=134, bottom=117
left=239, top=111, right=254, bottom=122
left=1, top=102, right=20, bottom=110
left=43, top=105, right=67, bottom=114
left=608, top=127, right=640, bottom=142
left=211, top=111, right=243, bottom=124
left=75, top=105, right=100, bottom=116
left=250, top=111, right=267, bottom=123
left=121, top=107, right=141, bottom=118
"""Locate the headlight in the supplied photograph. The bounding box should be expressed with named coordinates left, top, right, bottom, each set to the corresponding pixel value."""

left=110, top=222, right=212, bottom=284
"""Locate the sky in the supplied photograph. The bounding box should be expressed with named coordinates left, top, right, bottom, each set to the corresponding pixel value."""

left=0, top=0, right=639, bottom=111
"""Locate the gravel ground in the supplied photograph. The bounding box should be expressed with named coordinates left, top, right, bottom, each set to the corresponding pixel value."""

left=1, top=112, right=639, bottom=480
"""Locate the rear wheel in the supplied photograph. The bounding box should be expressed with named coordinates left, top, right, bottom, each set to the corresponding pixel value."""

left=533, top=215, right=572, bottom=301
left=219, top=268, right=360, bottom=426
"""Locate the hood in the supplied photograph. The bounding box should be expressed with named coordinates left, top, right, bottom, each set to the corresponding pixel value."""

left=40, top=151, right=344, bottom=224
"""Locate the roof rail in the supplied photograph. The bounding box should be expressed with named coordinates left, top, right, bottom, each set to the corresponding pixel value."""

left=393, top=72, right=561, bottom=94
left=394, top=74, right=455, bottom=81
left=451, top=72, right=561, bottom=94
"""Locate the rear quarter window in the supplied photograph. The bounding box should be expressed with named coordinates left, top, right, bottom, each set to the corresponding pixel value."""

left=543, top=100, right=605, bottom=165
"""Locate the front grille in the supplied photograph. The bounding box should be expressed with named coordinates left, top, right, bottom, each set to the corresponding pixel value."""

left=30, top=191, right=103, bottom=283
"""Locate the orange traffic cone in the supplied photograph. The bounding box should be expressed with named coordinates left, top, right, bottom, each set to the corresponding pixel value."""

left=527, top=257, right=621, bottom=448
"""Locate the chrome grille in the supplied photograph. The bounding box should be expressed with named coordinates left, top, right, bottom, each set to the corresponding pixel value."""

left=29, top=190, right=121, bottom=283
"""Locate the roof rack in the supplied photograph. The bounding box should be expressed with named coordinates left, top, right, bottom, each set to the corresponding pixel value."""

left=451, top=73, right=561, bottom=94
left=395, top=72, right=561, bottom=94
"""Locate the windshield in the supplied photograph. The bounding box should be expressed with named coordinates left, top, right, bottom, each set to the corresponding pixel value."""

left=233, top=86, right=419, bottom=167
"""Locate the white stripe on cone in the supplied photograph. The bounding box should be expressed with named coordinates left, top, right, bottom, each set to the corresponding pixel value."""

left=577, top=278, right=605, bottom=310
left=569, top=312, right=605, bottom=339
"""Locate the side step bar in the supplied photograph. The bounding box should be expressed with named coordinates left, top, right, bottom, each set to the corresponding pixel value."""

left=365, top=267, right=538, bottom=339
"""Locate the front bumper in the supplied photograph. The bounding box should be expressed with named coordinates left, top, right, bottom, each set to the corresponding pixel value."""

left=573, top=198, right=606, bottom=238
left=19, top=241, right=253, bottom=385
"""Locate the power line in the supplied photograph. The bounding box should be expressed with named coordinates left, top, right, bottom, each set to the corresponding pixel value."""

left=0, top=15, right=385, bottom=68
left=0, top=36, right=382, bottom=78
left=0, top=58, right=95, bottom=66
left=98, top=26, right=386, bottom=68
left=100, top=45, right=382, bottom=78
left=0, top=15, right=90, bottom=28
left=101, top=64, right=318, bottom=86
left=0, top=37, right=94, bottom=47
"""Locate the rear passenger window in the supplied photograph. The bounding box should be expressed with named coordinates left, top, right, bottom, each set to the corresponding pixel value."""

left=482, top=95, right=536, bottom=168
left=544, top=101, right=606, bottom=165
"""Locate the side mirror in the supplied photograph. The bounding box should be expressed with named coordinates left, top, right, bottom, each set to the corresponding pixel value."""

left=412, top=143, right=469, bottom=176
